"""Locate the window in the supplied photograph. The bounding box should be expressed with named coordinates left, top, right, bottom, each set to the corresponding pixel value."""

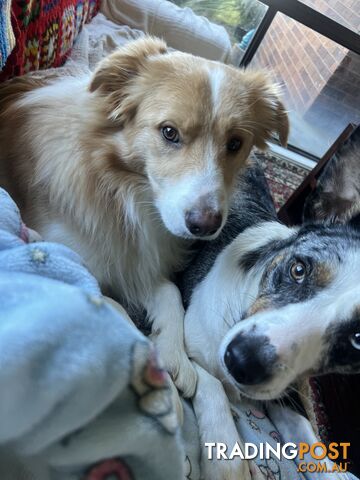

left=171, top=0, right=268, bottom=64
left=300, top=0, right=360, bottom=34
left=170, top=0, right=360, bottom=160
left=251, top=12, right=360, bottom=157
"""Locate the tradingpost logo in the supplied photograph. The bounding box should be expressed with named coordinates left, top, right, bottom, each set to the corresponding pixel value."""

left=205, top=442, right=350, bottom=473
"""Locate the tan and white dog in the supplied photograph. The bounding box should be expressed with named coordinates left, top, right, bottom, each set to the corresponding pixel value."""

left=0, top=37, right=288, bottom=396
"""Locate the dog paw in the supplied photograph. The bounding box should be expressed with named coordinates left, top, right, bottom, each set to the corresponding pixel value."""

left=167, top=372, right=184, bottom=425
left=202, top=458, right=251, bottom=480
left=173, top=352, right=197, bottom=398
left=156, top=341, right=197, bottom=398
left=28, top=228, right=42, bottom=243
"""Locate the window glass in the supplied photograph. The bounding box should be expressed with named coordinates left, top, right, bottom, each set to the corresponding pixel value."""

left=301, top=0, right=360, bottom=34
left=251, top=12, right=360, bottom=157
left=171, top=0, right=268, bottom=64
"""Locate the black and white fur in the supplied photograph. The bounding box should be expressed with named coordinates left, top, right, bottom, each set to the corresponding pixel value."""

left=304, top=126, right=360, bottom=223
left=180, top=144, right=360, bottom=478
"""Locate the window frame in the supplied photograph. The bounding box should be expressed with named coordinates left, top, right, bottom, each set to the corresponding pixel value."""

left=240, top=0, right=360, bottom=68
left=239, top=0, right=360, bottom=160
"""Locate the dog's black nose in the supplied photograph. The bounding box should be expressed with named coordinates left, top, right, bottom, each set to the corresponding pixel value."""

left=185, top=209, right=222, bottom=237
left=224, top=334, right=277, bottom=386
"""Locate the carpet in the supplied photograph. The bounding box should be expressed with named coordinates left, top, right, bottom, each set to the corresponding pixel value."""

left=254, top=150, right=311, bottom=210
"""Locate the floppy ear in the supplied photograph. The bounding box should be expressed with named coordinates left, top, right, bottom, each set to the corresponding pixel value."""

left=303, top=127, right=360, bottom=223
left=89, top=36, right=167, bottom=124
left=243, top=71, right=289, bottom=149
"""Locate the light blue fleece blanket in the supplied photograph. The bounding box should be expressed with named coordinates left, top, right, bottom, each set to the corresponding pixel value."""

left=0, top=187, right=356, bottom=480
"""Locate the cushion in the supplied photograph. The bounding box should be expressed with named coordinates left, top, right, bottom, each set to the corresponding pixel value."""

left=0, top=0, right=100, bottom=81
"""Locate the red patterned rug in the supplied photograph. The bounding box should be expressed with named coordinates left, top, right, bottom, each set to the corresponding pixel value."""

left=254, top=150, right=311, bottom=211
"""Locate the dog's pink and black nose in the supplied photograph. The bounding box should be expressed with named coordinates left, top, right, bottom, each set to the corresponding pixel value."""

left=224, top=334, right=277, bottom=386
left=185, top=209, right=222, bottom=237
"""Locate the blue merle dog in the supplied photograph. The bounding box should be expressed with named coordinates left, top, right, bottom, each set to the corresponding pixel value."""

left=182, top=133, right=360, bottom=400
left=178, top=134, right=360, bottom=479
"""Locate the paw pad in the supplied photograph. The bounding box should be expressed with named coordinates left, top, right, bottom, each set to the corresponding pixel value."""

left=130, top=342, right=178, bottom=434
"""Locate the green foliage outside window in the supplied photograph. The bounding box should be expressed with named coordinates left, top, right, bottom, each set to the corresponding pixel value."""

left=172, top=0, right=267, bottom=42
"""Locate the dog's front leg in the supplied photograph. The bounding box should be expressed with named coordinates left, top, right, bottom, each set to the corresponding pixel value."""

left=146, top=281, right=197, bottom=398
left=193, top=364, right=251, bottom=480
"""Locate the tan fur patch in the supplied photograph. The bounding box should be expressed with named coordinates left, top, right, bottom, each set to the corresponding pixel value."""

left=248, top=295, right=273, bottom=316
left=0, top=36, right=290, bottom=304
left=314, top=263, right=334, bottom=288
left=89, top=36, right=168, bottom=124
left=0, top=76, right=49, bottom=114
left=91, top=54, right=288, bottom=190
left=0, top=78, right=47, bottom=208
left=260, top=253, right=285, bottom=288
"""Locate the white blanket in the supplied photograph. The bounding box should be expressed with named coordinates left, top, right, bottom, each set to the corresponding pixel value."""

left=66, top=0, right=232, bottom=72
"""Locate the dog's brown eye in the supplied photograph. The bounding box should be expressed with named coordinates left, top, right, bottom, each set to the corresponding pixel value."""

left=227, top=137, right=242, bottom=153
left=290, top=261, right=306, bottom=283
left=350, top=333, right=360, bottom=350
left=162, top=126, right=179, bottom=143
